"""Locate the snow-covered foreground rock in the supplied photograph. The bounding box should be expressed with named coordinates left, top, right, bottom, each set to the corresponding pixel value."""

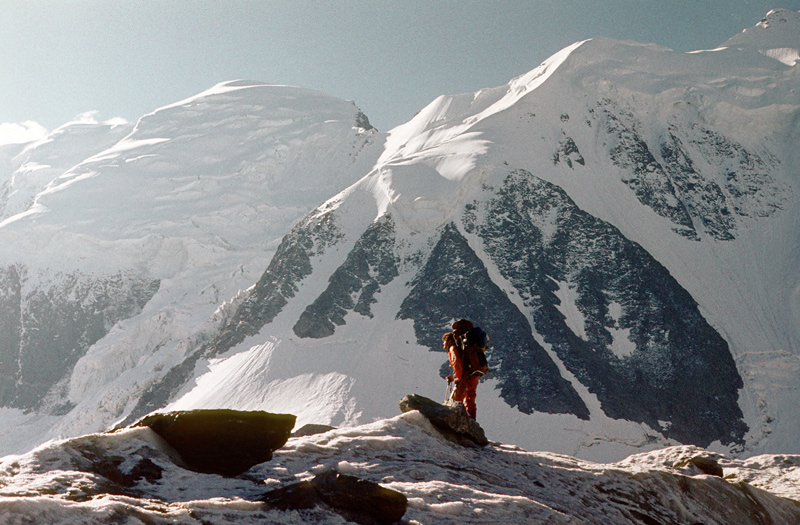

left=1, top=413, right=799, bottom=524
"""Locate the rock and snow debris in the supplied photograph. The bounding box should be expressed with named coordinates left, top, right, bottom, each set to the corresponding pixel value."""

left=2, top=413, right=800, bottom=524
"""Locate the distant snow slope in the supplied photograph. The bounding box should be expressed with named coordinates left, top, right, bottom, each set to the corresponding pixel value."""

left=0, top=81, right=382, bottom=454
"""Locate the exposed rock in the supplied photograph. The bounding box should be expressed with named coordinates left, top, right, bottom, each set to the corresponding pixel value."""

left=261, top=479, right=319, bottom=510
left=0, top=265, right=160, bottom=411
left=312, top=470, right=408, bottom=524
left=261, top=470, right=408, bottom=524
left=398, top=223, right=589, bottom=419
left=466, top=170, right=747, bottom=447
left=674, top=455, right=725, bottom=477
left=553, top=136, right=585, bottom=168
left=398, top=394, right=489, bottom=447
left=592, top=97, right=787, bottom=241
left=133, top=409, right=296, bottom=476
left=294, top=214, right=399, bottom=338
left=291, top=423, right=337, bottom=438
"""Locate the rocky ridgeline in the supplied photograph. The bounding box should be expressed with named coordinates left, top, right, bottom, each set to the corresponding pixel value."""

left=3, top=405, right=800, bottom=524
left=126, top=402, right=488, bottom=522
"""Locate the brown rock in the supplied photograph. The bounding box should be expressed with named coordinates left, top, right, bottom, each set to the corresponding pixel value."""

left=133, top=409, right=296, bottom=476
left=398, top=394, right=489, bottom=447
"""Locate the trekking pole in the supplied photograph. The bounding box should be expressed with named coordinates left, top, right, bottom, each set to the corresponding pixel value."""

left=444, top=377, right=453, bottom=404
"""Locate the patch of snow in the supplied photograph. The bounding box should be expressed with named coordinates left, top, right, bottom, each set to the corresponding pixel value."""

left=552, top=279, right=587, bottom=340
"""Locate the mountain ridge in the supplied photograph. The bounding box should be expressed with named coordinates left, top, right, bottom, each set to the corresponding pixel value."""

left=1, top=11, right=799, bottom=463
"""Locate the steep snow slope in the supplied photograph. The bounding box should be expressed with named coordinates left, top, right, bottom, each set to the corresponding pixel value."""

left=0, top=81, right=382, bottom=454
left=2, top=414, right=800, bottom=524
left=157, top=12, right=800, bottom=461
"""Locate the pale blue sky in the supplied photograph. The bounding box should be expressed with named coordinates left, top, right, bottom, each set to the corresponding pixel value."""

left=2, top=1, right=799, bottom=133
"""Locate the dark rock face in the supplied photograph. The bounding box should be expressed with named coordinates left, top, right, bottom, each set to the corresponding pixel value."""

left=466, top=169, right=746, bottom=446
left=133, top=409, right=296, bottom=476
left=398, top=394, right=489, bottom=447
left=312, top=470, right=408, bottom=524
left=294, top=214, right=399, bottom=338
left=593, top=99, right=697, bottom=238
left=591, top=98, right=787, bottom=241
left=261, top=479, right=319, bottom=510
left=553, top=136, right=585, bottom=168
left=398, top=223, right=590, bottom=419
left=674, top=454, right=725, bottom=477
left=291, top=424, right=336, bottom=437
left=213, top=210, right=344, bottom=353
left=0, top=265, right=159, bottom=411
left=261, top=470, right=408, bottom=524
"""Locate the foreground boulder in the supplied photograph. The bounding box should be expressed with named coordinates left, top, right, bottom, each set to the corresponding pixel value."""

left=398, top=394, right=489, bottom=447
left=673, top=454, right=725, bottom=477
left=133, top=409, right=296, bottom=476
left=261, top=470, right=408, bottom=524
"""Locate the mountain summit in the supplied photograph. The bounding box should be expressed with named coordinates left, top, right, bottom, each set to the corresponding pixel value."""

left=1, top=12, right=799, bottom=463
left=723, top=8, right=800, bottom=65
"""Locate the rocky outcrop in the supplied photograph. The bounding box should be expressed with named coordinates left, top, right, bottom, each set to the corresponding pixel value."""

left=294, top=214, right=400, bottom=338
left=398, top=394, right=489, bottom=447
left=291, top=423, right=337, bottom=437
left=465, top=169, right=747, bottom=446
left=261, top=469, right=408, bottom=524
left=133, top=409, right=296, bottom=476
left=673, top=454, right=725, bottom=477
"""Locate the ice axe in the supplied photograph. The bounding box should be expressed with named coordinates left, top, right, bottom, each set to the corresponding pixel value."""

left=444, top=375, right=455, bottom=404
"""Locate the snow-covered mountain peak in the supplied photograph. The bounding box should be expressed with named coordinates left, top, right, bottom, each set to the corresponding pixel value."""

left=2, top=80, right=380, bottom=249
left=2, top=11, right=800, bottom=474
left=723, top=9, right=800, bottom=65
left=378, top=39, right=587, bottom=170
left=0, top=83, right=385, bottom=451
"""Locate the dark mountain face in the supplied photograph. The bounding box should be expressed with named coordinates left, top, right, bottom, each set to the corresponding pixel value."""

left=591, top=98, right=787, bottom=241
left=462, top=169, right=746, bottom=446
left=0, top=265, right=159, bottom=413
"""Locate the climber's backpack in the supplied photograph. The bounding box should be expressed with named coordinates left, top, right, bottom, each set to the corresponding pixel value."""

left=451, top=320, right=490, bottom=378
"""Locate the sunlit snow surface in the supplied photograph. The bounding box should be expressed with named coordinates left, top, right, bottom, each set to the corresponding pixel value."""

left=2, top=414, right=800, bottom=524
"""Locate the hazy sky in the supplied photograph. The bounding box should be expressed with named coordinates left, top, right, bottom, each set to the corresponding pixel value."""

left=2, top=1, right=799, bottom=135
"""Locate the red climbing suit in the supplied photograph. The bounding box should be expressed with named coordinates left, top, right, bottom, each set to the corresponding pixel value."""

left=444, top=332, right=480, bottom=419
